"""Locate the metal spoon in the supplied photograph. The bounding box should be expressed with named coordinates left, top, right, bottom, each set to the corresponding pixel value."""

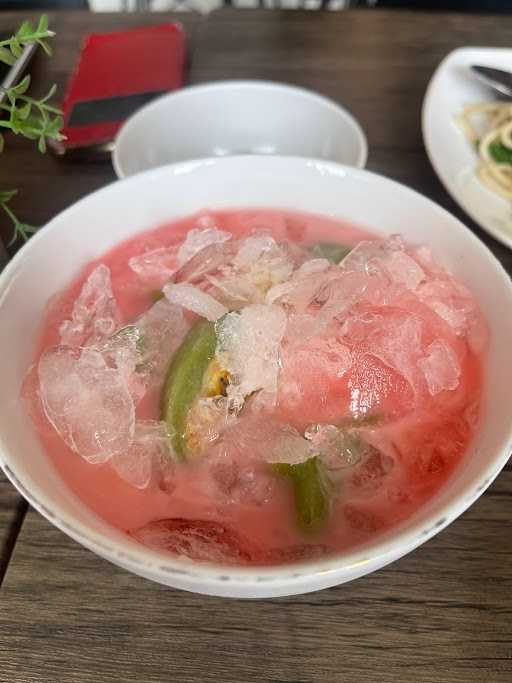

left=471, top=65, right=512, bottom=98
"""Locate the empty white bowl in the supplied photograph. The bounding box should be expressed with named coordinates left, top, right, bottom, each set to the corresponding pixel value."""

left=112, top=81, right=368, bottom=178
left=1, top=156, right=511, bottom=598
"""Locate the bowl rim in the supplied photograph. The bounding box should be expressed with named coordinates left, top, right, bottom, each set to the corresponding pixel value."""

left=1, top=155, right=511, bottom=589
left=112, top=79, right=369, bottom=179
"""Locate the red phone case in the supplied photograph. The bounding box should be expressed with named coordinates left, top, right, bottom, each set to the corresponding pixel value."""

left=61, top=23, right=185, bottom=149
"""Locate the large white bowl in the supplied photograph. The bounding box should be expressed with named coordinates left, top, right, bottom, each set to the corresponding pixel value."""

left=0, top=156, right=511, bottom=599
left=112, top=81, right=368, bottom=178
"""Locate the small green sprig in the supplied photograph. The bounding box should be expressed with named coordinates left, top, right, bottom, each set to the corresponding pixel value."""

left=0, top=190, right=37, bottom=246
left=0, top=76, right=64, bottom=153
left=0, top=16, right=63, bottom=246
left=0, top=15, right=54, bottom=65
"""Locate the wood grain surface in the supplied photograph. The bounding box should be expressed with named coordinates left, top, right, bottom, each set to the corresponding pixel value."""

left=0, top=473, right=25, bottom=587
left=0, top=8, right=511, bottom=683
left=1, top=474, right=511, bottom=683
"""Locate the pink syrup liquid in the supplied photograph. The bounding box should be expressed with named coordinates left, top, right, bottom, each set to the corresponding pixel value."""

left=26, top=209, right=485, bottom=565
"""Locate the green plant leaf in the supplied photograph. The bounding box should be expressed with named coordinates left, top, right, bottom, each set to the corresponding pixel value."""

left=0, top=47, right=16, bottom=66
left=5, top=88, right=15, bottom=107
left=17, top=101, right=32, bottom=120
left=46, top=115, right=63, bottom=137
left=38, top=39, right=52, bottom=56
left=0, top=18, right=59, bottom=159
left=10, top=118, right=21, bottom=135
left=0, top=189, right=17, bottom=203
left=8, top=220, right=38, bottom=246
left=12, top=75, right=30, bottom=96
left=40, top=83, right=57, bottom=103
left=21, top=128, right=39, bottom=141
left=9, top=37, right=22, bottom=59
left=41, top=103, right=61, bottom=115
left=37, top=15, right=49, bottom=33
left=17, top=21, right=34, bottom=40
left=0, top=190, right=37, bottom=246
left=38, top=106, right=48, bottom=127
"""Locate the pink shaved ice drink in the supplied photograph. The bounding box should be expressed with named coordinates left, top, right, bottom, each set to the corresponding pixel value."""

left=24, top=209, right=487, bottom=565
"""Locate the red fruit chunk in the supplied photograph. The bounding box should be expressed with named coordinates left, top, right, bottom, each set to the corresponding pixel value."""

left=129, top=518, right=253, bottom=564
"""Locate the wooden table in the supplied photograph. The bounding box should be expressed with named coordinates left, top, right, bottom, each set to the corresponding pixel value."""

left=0, top=8, right=511, bottom=682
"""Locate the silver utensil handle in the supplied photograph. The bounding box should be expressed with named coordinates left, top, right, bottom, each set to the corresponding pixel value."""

left=0, top=42, right=38, bottom=106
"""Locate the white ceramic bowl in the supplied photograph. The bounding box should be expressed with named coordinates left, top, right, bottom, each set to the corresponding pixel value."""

left=1, top=156, right=511, bottom=599
left=112, top=81, right=368, bottom=178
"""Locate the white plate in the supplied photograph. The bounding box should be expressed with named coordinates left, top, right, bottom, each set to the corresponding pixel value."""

left=422, top=47, right=512, bottom=250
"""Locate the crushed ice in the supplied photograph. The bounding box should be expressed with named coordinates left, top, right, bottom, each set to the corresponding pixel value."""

left=207, top=232, right=295, bottom=306
left=59, top=264, right=119, bottom=347
left=418, top=338, right=461, bottom=395
left=38, top=345, right=135, bottom=464
left=128, top=246, right=178, bottom=287
left=304, top=424, right=365, bottom=470
left=35, top=224, right=485, bottom=495
left=216, top=304, right=287, bottom=407
left=177, top=227, right=231, bottom=267
left=163, top=282, right=228, bottom=321
left=40, top=270, right=188, bottom=482
left=111, top=421, right=174, bottom=490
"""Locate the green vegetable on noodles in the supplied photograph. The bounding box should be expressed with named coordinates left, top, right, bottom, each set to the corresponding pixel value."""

left=488, top=142, right=512, bottom=165
left=474, top=139, right=512, bottom=165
